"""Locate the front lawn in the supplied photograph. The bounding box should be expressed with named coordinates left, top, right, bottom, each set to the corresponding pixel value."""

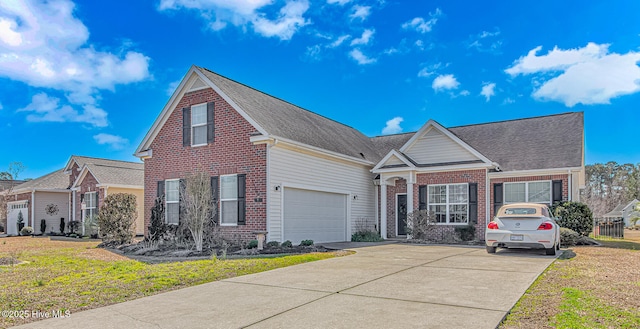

left=500, top=232, right=640, bottom=329
left=0, top=237, right=340, bottom=328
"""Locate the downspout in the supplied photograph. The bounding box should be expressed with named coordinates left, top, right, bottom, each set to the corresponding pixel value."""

left=567, top=169, right=572, bottom=201
left=374, top=184, right=379, bottom=234
left=31, top=189, right=35, bottom=228
left=265, top=141, right=272, bottom=242
left=485, top=168, right=490, bottom=225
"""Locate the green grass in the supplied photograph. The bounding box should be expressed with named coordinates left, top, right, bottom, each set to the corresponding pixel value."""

left=0, top=238, right=339, bottom=328
left=552, top=288, right=640, bottom=329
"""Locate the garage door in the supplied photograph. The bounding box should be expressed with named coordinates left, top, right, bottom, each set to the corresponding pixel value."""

left=283, top=187, right=347, bottom=243
left=7, top=201, right=29, bottom=236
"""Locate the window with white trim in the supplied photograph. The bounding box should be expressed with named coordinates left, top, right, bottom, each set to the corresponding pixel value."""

left=165, top=179, right=180, bottom=225
left=84, top=192, right=97, bottom=221
left=504, top=181, right=552, bottom=204
left=428, top=183, right=469, bottom=224
left=191, top=103, right=207, bottom=146
left=220, top=175, right=238, bottom=225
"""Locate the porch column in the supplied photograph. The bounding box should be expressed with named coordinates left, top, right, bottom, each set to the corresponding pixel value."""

left=406, top=182, right=414, bottom=240
left=380, top=182, right=387, bottom=239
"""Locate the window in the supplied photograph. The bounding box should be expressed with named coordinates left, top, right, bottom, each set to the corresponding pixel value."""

left=428, top=183, right=468, bottom=224
left=84, top=192, right=96, bottom=221
left=165, top=179, right=180, bottom=225
left=504, top=181, right=551, bottom=204
left=220, top=175, right=238, bottom=225
left=191, top=103, right=207, bottom=146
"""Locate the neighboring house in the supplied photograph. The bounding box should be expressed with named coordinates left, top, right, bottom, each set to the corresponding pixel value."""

left=135, top=65, right=585, bottom=244
left=6, top=171, right=69, bottom=235
left=1, top=179, right=26, bottom=233
left=64, top=156, right=145, bottom=235
left=6, top=156, right=144, bottom=236
left=603, top=199, right=640, bottom=227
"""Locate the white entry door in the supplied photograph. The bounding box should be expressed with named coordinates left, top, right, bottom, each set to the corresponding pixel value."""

left=283, top=187, right=347, bottom=243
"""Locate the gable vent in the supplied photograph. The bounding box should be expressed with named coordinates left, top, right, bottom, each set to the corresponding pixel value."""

left=188, top=77, right=208, bottom=92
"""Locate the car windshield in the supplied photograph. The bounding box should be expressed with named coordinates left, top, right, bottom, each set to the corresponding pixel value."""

left=503, top=208, right=537, bottom=215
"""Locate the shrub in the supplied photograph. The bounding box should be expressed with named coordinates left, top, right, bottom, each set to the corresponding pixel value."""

left=454, top=225, right=476, bottom=241
left=281, top=240, right=293, bottom=248
left=351, top=231, right=384, bottom=242
left=59, top=218, right=65, bottom=234
left=68, top=221, right=80, bottom=234
left=40, top=219, right=46, bottom=234
left=96, top=193, right=137, bottom=246
left=405, top=209, right=437, bottom=240
left=0, top=224, right=4, bottom=232
left=300, top=239, right=314, bottom=246
left=147, top=197, right=167, bottom=243
left=20, top=226, right=33, bottom=236
left=560, top=227, right=580, bottom=247
left=266, top=241, right=280, bottom=248
left=552, top=201, right=594, bottom=236
left=247, top=240, right=258, bottom=249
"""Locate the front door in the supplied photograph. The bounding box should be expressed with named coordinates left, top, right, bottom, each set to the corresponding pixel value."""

left=397, top=194, right=407, bottom=235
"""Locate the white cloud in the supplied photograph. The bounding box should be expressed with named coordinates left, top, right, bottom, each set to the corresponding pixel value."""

left=328, top=35, right=350, bottom=48
left=384, top=47, right=399, bottom=55
left=18, top=93, right=108, bottom=127
left=305, top=44, right=322, bottom=61
left=467, top=29, right=502, bottom=54
left=349, top=5, right=371, bottom=21
left=459, top=90, right=470, bottom=97
left=252, top=1, right=310, bottom=40
left=480, top=82, right=496, bottom=102
left=417, top=62, right=446, bottom=78
left=166, top=79, right=181, bottom=96
left=350, top=29, right=374, bottom=46
left=432, top=74, right=459, bottom=91
left=402, top=8, right=442, bottom=33
left=349, top=49, right=376, bottom=65
left=93, top=133, right=129, bottom=150
left=502, top=98, right=515, bottom=105
left=327, top=0, right=351, bottom=5
left=382, top=117, right=403, bottom=135
left=0, top=0, right=150, bottom=127
left=506, top=43, right=640, bottom=106
left=159, top=0, right=310, bottom=40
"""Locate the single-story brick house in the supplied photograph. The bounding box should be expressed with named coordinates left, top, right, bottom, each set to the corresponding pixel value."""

left=135, top=65, right=585, bottom=243
left=6, top=156, right=144, bottom=235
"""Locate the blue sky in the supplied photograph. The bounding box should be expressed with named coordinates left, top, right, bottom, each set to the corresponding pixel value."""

left=1, top=0, right=639, bottom=179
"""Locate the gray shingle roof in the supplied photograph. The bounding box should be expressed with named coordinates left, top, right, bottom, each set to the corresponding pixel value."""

left=370, top=133, right=413, bottom=157
left=85, top=163, right=144, bottom=187
left=198, top=67, right=383, bottom=163
left=449, top=112, right=584, bottom=171
left=71, top=156, right=143, bottom=170
left=12, top=169, right=69, bottom=193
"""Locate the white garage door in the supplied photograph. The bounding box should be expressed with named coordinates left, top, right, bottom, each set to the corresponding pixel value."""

left=7, top=201, right=29, bottom=236
left=283, top=187, right=347, bottom=244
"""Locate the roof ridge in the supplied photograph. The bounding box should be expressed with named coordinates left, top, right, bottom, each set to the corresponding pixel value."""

left=197, top=66, right=364, bottom=133
left=73, top=155, right=142, bottom=165
left=370, top=131, right=416, bottom=138
left=450, top=112, right=582, bottom=129
left=91, top=163, right=144, bottom=170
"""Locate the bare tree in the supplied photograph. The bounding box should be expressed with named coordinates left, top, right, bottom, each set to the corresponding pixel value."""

left=181, top=171, right=213, bottom=252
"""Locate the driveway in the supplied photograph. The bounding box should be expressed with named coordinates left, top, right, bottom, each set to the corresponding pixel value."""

left=15, top=244, right=557, bottom=329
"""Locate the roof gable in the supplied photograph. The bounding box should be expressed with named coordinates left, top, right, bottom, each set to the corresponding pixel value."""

left=72, top=162, right=144, bottom=189
left=398, top=120, right=493, bottom=167
left=372, top=150, right=416, bottom=171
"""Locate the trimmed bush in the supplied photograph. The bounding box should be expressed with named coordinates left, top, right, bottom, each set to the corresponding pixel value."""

left=560, top=227, right=580, bottom=247
left=281, top=240, right=293, bottom=248
left=266, top=241, right=280, bottom=248
left=351, top=231, right=384, bottom=242
left=552, top=201, right=594, bottom=236
left=96, top=193, right=137, bottom=245
left=247, top=240, right=258, bottom=249
left=300, top=239, right=314, bottom=246
left=454, top=225, right=475, bottom=241
left=20, top=226, right=34, bottom=236
left=59, top=218, right=65, bottom=234
left=405, top=209, right=437, bottom=240
left=40, top=219, right=47, bottom=234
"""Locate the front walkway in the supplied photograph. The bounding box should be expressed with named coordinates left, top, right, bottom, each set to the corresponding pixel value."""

left=15, top=244, right=557, bottom=329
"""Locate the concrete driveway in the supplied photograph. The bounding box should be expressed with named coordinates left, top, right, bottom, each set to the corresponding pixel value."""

left=15, top=244, right=557, bottom=329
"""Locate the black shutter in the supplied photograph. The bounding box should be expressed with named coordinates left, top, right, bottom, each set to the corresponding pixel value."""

left=80, top=193, right=84, bottom=203
left=179, top=179, right=185, bottom=223
left=237, top=174, right=246, bottom=225
left=182, top=107, right=191, bottom=147
left=211, top=176, right=219, bottom=223
left=468, top=183, right=478, bottom=224
left=552, top=180, right=563, bottom=203
left=157, top=180, right=165, bottom=198
left=494, top=183, right=503, bottom=215
left=95, top=191, right=99, bottom=210
left=206, top=102, right=215, bottom=144
left=418, top=185, right=427, bottom=210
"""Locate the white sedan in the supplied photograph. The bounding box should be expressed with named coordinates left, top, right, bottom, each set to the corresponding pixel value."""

left=485, top=203, right=561, bottom=255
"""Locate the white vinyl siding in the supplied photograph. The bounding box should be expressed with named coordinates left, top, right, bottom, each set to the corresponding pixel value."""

left=268, top=145, right=374, bottom=242
left=383, top=155, right=405, bottom=166
left=428, top=183, right=469, bottom=224
left=34, top=192, right=69, bottom=234
left=404, top=128, right=478, bottom=165
left=220, top=175, right=238, bottom=226
left=504, top=181, right=552, bottom=204
left=191, top=103, right=207, bottom=146
left=165, top=179, right=180, bottom=225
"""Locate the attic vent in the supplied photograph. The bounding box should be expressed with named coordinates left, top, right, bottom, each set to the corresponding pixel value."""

left=359, top=152, right=365, bottom=159
left=189, top=77, right=207, bottom=92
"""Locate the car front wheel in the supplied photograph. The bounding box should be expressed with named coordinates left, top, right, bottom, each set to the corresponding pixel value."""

left=486, top=246, right=497, bottom=254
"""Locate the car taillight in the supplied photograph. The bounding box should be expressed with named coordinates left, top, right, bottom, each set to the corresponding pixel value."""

left=487, top=222, right=499, bottom=230
left=538, top=222, right=553, bottom=230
